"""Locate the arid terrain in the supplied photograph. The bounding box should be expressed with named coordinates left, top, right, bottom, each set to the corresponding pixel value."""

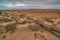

left=0, top=10, right=60, bottom=40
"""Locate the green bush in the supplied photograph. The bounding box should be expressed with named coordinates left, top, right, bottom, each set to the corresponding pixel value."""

left=28, top=24, right=42, bottom=31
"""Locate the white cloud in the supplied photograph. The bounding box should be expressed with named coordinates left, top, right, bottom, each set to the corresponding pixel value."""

left=7, top=4, right=14, bottom=7
left=16, top=3, right=27, bottom=6
left=6, top=3, right=27, bottom=8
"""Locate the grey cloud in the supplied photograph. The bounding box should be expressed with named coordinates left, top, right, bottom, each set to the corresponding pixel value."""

left=0, top=0, right=60, bottom=5
left=0, top=0, right=60, bottom=10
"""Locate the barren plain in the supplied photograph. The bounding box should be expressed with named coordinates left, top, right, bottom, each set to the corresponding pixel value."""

left=0, top=10, right=60, bottom=40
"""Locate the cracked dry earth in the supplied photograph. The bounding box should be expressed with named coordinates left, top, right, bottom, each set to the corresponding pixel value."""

left=0, top=10, right=60, bottom=40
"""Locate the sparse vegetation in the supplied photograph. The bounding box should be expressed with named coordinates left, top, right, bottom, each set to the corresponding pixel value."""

left=0, top=18, right=12, bottom=22
left=28, top=23, right=42, bottom=31
left=5, top=25, right=17, bottom=34
left=2, top=35, right=6, bottom=39
left=58, top=12, right=60, bottom=14
left=20, top=14, right=26, bottom=18
left=57, top=21, right=60, bottom=24
left=0, top=11, right=2, bottom=15
left=42, top=17, right=54, bottom=23
left=0, top=10, right=60, bottom=40
left=0, top=34, right=6, bottom=40
left=0, top=25, right=6, bottom=40
left=0, top=26, right=6, bottom=34
left=0, top=24, right=17, bottom=34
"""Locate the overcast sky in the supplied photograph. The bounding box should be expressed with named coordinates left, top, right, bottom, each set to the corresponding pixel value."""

left=0, top=0, right=60, bottom=10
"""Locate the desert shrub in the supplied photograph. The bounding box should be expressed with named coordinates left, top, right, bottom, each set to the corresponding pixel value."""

left=57, top=21, right=60, bottom=24
left=0, top=25, right=17, bottom=34
left=3, top=18, right=12, bottom=22
left=43, top=17, right=50, bottom=21
left=28, top=24, right=42, bottom=31
left=0, top=18, right=12, bottom=22
left=2, top=35, right=6, bottom=39
left=0, top=26, right=6, bottom=34
left=43, top=17, right=54, bottom=23
left=20, top=14, right=26, bottom=18
left=5, top=25, right=17, bottom=34
left=58, top=12, right=60, bottom=14
left=0, top=11, right=2, bottom=15
left=0, top=34, right=6, bottom=40
left=0, top=11, right=6, bottom=16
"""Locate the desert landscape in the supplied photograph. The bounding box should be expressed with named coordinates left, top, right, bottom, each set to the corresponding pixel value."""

left=0, top=10, right=60, bottom=40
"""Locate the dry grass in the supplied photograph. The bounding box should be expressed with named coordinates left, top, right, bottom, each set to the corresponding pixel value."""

left=0, top=10, right=60, bottom=40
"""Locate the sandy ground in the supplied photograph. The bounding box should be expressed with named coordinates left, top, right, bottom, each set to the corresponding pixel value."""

left=0, top=10, right=60, bottom=40
left=5, top=25, right=60, bottom=40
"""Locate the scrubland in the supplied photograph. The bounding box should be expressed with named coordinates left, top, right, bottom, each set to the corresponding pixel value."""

left=0, top=10, right=60, bottom=40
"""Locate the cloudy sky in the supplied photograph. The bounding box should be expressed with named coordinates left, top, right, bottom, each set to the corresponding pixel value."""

left=0, top=0, right=60, bottom=10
